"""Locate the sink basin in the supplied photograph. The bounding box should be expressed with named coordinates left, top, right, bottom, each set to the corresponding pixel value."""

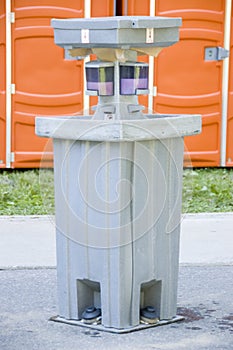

left=36, top=114, right=201, bottom=142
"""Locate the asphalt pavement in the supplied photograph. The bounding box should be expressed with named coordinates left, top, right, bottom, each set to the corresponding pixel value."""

left=0, top=214, right=232, bottom=349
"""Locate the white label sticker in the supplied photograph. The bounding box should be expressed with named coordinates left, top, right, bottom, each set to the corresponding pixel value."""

left=81, top=29, right=89, bottom=43
left=146, top=28, right=154, bottom=43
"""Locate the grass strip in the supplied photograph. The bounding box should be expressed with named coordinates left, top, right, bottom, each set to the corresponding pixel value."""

left=0, top=168, right=233, bottom=215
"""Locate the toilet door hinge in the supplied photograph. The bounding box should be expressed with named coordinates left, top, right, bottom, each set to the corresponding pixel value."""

left=153, top=86, right=157, bottom=96
left=7, top=152, right=15, bottom=165
left=11, top=84, right=15, bottom=94
left=10, top=12, right=15, bottom=24
left=10, top=152, right=15, bottom=163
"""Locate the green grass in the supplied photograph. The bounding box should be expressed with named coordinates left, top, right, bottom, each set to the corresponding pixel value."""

left=0, top=169, right=54, bottom=215
left=182, top=168, right=233, bottom=213
left=0, top=168, right=233, bottom=215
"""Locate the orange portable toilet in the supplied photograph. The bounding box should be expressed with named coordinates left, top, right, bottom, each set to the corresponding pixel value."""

left=3, top=0, right=114, bottom=168
left=124, top=0, right=232, bottom=167
left=0, top=2, right=6, bottom=168
left=226, top=9, right=233, bottom=167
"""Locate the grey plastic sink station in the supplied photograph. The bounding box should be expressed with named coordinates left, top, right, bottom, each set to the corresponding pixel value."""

left=36, top=16, right=201, bottom=333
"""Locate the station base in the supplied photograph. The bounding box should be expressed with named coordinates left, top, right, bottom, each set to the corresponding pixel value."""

left=50, top=315, right=184, bottom=334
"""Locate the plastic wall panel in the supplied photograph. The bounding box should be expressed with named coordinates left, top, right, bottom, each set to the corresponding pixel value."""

left=226, top=10, right=233, bottom=167
left=0, top=3, right=6, bottom=168
left=125, top=0, right=150, bottom=16
left=155, top=0, right=225, bottom=167
left=91, top=0, right=114, bottom=17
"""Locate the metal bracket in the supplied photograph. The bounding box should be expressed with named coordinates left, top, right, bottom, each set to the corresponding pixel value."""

left=11, top=83, right=15, bottom=94
left=10, top=12, right=15, bottom=23
left=64, top=49, right=83, bottom=60
left=205, top=46, right=229, bottom=61
left=10, top=152, right=15, bottom=163
left=6, top=152, right=14, bottom=166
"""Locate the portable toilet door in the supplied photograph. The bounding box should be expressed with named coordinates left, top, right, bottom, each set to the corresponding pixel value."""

left=4, top=0, right=114, bottom=168
left=123, top=0, right=231, bottom=167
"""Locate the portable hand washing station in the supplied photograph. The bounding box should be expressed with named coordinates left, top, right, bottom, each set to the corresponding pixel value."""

left=36, top=16, right=201, bottom=333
